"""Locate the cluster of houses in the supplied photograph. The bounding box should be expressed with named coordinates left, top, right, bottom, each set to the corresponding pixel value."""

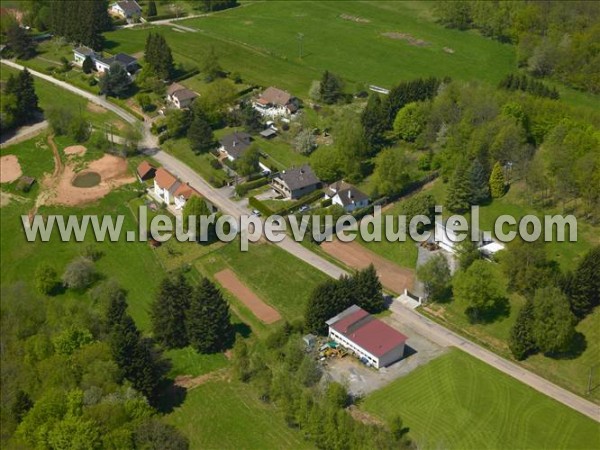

left=136, top=161, right=201, bottom=211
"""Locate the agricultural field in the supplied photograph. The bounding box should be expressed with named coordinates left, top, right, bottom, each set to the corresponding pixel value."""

left=194, top=240, right=330, bottom=322
left=166, top=379, right=313, bottom=449
left=362, top=349, right=600, bottom=450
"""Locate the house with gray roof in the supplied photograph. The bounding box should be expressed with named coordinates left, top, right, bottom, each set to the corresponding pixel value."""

left=218, top=132, right=252, bottom=161
left=109, top=0, right=141, bottom=20
left=325, top=180, right=369, bottom=212
left=95, top=53, right=139, bottom=75
left=271, top=164, right=321, bottom=200
left=167, top=83, right=199, bottom=109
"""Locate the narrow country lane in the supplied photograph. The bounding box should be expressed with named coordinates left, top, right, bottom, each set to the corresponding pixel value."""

left=3, top=59, right=598, bottom=423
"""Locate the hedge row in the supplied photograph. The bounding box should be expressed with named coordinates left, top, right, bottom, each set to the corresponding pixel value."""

left=248, top=196, right=276, bottom=216
left=250, top=190, right=324, bottom=216
left=235, top=177, right=269, bottom=197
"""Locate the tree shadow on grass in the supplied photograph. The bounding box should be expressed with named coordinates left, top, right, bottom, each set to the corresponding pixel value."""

left=466, top=296, right=511, bottom=324
left=545, top=332, right=587, bottom=360
left=155, top=380, right=187, bottom=414
left=233, top=322, right=252, bottom=339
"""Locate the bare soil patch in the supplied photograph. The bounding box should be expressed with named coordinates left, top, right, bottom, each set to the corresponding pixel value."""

left=382, top=32, right=429, bottom=46
left=174, top=368, right=229, bottom=390
left=64, top=145, right=87, bottom=157
left=214, top=269, right=282, bottom=324
left=347, top=406, right=385, bottom=426
left=340, top=13, right=370, bottom=23
left=321, top=240, right=414, bottom=294
left=443, top=47, right=455, bottom=54
left=86, top=102, right=108, bottom=114
left=40, top=154, right=134, bottom=207
left=0, top=155, right=23, bottom=183
left=0, top=191, right=27, bottom=207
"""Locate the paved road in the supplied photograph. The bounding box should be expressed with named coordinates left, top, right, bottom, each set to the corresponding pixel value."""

left=5, top=58, right=598, bottom=423
left=0, top=120, right=48, bottom=148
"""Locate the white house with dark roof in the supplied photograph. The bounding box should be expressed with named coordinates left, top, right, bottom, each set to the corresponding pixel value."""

left=325, top=181, right=369, bottom=212
left=253, top=87, right=299, bottom=118
left=73, top=46, right=99, bottom=66
left=218, top=132, right=252, bottom=161
left=271, top=164, right=321, bottom=200
left=109, top=0, right=141, bottom=20
left=95, top=53, right=139, bottom=75
left=166, top=83, right=198, bottom=109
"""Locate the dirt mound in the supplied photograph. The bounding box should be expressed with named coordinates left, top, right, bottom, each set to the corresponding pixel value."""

left=382, top=32, right=429, bottom=47
left=214, top=269, right=281, bottom=324
left=86, top=102, right=107, bottom=114
left=0, top=155, right=22, bottom=183
left=64, top=145, right=87, bottom=157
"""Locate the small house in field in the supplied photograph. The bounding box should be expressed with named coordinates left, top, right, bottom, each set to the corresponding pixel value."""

left=218, top=132, right=252, bottom=161
left=136, top=161, right=156, bottom=181
left=166, top=83, right=198, bottom=109
left=253, top=87, right=299, bottom=118
left=326, top=305, right=407, bottom=369
left=325, top=181, right=369, bottom=212
left=109, top=0, right=141, bottom=20
left=271, top=164, right=321, bottom=200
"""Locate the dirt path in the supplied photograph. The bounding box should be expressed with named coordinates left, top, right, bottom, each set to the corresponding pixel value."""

left=215, top=269, right=281, bottom=324
left=321, top=240, right=414, bottom=294
left=174, top=368, right=229, bottom=390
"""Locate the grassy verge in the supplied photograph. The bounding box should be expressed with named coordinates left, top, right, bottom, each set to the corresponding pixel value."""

left=361, top=349, right=600, bottom=450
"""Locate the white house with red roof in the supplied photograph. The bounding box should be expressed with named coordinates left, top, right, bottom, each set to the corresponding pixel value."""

left=153, top=167, right=199, bottom=210
left=326, top=305, right=407, bottom=369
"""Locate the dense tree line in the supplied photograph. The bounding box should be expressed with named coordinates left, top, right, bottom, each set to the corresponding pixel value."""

left=1, top=277, right=187, bottom=448
left=305, top=265, right=384, bottom=335
left=498, top=74, right=559, bottom=100
left=231, top=326, right=414, bottom=450
left=48, top=0, right=112, bottom=50
left=202, top=0, right=239, bottom=12
left=151, top=274, right=234, bottom=353
left=1, top=68, right=40, bottom=132
left=433, top=1, right=600, bottom=93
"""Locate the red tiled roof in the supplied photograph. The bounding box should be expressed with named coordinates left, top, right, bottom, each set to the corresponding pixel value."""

left=347, top=319, right=407, bottom=358
left=154, top=167, right=178, bottom=190
left=330, top=306, right=407, bottom=358
left=173, top=183, right=200, bottom=200
left=331, top=309, right=369, bottom=334
left=137, top=161, right=155, bottom=178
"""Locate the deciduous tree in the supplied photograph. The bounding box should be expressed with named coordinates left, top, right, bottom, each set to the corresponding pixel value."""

left=417, top=254, right=451, bottom=301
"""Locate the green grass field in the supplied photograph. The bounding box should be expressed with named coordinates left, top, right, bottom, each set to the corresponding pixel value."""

left=167, top=379, right=313, bottom=449
left=194, top=241, right=329, bottom=322
left=104, top=1, right=515, bottom=96
left=362, top=349, right=600, bottom=450
left=1, top=65, right=127, bottom=131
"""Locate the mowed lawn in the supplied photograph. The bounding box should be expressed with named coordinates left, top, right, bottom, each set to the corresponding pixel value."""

left=194, top=241, right=329, bottom=323
left=362, top=349, right=600, bottom=450
left=104, top=1, right=516, bottom=96
left=167, top=379, right=313, bottom=450
left=1, top=65, right=127, bottom=131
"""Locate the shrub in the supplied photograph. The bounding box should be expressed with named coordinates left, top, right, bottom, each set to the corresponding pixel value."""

left=234, top=177, right=268, bottom=197
left=62, top=257, right=96, bottom=290
left=35, top=264, right=59, bottom=295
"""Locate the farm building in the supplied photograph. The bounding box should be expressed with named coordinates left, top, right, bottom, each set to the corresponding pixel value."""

left=326, top=305, right=407, bottom=369
left=136, top=161, right=156, bottom=181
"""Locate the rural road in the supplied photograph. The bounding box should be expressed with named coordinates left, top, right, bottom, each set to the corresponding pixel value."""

left=0, top=119, right=48, bottom=148
left=3, top=59, right=599, bottom=423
